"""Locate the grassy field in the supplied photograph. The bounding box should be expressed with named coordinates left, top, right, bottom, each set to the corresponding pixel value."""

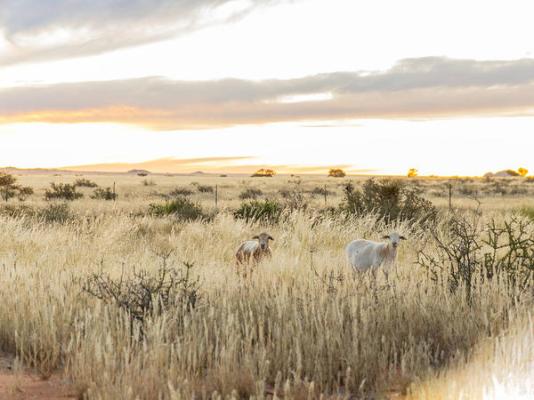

left=0, top=172, right=532, bottom=399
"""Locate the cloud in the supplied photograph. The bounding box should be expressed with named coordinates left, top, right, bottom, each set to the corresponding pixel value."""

left=2, top=57, right=534, bottom=128
left=0, top=0, right=283, bottom=65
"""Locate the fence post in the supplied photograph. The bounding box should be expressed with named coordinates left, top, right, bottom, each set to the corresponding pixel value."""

left=113, top=181, right=116, bottom=202
left=447, top=183, right=453, bottom=211
left=324, top=184, right=327, bottom=206
left=215, top=184, right=218, bottom=208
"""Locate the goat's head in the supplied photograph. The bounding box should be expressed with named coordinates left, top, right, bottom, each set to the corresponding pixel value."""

left=382, top=232, right=407, bottom=249
left=253, top=232, right=274, bottom=250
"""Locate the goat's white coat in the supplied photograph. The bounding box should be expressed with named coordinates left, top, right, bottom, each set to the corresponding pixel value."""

left=235, top=233, right=273, bottom=265
left=345, top=232, right=404, bottom=272
left=240, top=240, right=261, bottom=255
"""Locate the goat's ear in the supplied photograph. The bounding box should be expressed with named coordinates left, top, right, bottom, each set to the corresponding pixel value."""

left=400, top=236, right=407, bottom=240
left=382, top=235, right=390, bottom=239
left=268, top=235, right=274, bottom=241
left=252, top=235, right=259, bottom=239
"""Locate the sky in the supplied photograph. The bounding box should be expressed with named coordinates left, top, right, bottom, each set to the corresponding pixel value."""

left=1, top=0, right=534, bottom=176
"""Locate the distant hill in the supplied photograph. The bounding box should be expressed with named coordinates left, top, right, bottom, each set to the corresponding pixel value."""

left=1, top=167, right=73, bottom=175
left=127, top=169, right=151, bottom=175
left=484, top=170, right=520, bottom=178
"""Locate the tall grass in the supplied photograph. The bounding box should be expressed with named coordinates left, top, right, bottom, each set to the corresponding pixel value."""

left=0, top=175, right=532, bottom=399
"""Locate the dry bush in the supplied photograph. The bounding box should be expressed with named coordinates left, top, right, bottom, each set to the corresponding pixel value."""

left=82, top=259, right=201, bottom=336
left=418, top=209, right=534, bottom=303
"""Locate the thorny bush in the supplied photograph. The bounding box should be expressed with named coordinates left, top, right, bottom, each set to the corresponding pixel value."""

left=418, top=210, right=534, bottom=303
left=82, top=259, right=202, bottom=337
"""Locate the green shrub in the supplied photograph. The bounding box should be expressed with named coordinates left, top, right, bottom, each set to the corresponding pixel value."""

left=341, top=179, right=436, bottom=225
left=149, top=197, right=205, bottom=221
left=44, top=183, right=83, bottom=201
left=74, top=178, right=98, bottom=188
left=91, top=187, right=118, bottom=200
left=239, top=188, right=263, bottom=200
left=234, top=199, right=282, bottom=224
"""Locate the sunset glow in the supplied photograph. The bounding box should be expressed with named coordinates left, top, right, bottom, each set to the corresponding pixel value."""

left=2, top=0, right=534, bottom=175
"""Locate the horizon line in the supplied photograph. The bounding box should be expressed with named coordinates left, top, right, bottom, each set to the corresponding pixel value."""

left=1, top=165, right=517, bottom=179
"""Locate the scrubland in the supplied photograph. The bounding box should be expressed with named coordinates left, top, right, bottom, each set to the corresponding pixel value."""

left=0, top=173, right=532, bottom=399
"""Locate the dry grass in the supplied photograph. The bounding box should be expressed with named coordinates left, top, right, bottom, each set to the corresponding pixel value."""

left=0, top=173, right=532, bottom=399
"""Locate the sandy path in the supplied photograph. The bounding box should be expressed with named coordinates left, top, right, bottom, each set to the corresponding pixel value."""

left=0, top=354, right=76, bottom=400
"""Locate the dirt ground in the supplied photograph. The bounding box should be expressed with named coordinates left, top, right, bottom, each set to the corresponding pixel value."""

left=0, top=354, right=76, bottom=400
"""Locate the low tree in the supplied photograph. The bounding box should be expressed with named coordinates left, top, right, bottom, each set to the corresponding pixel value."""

left=518, top=167, right=529, bottom=177
left=328, top=168, right=346, bottom=178
left=0, top=173, right=34, bottom=202
left=407, top=168, right=418, bottom=178
left=251, top=168, right=276, bottom=177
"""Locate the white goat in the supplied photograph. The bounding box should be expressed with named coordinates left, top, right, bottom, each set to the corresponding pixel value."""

left=345, top=232, right=406, bottom=272
left=235, top=232, right=274, bottom=266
